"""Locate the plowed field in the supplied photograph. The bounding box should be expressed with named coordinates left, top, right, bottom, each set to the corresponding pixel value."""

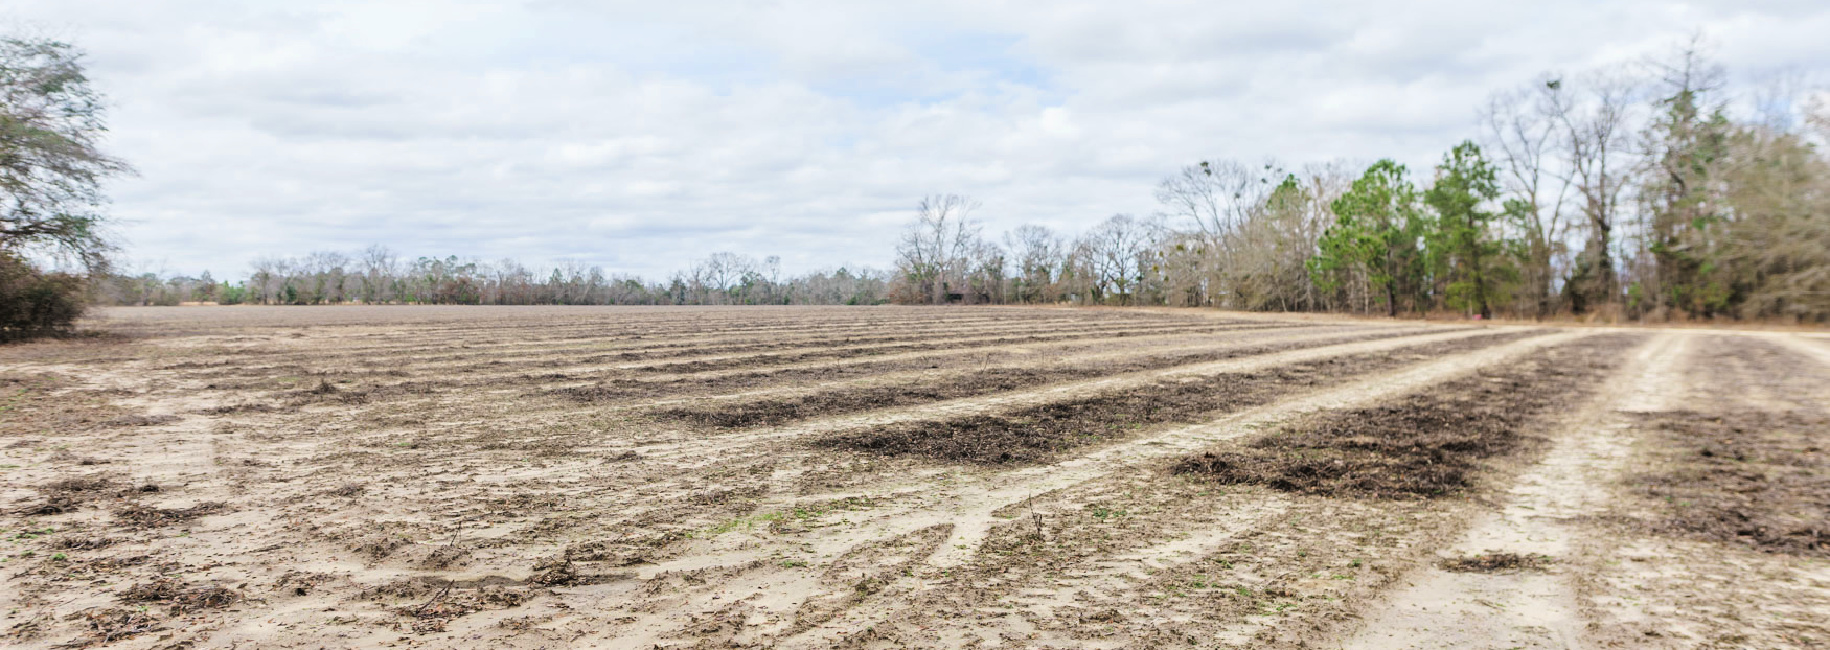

left=2, top=306, right=1825, bottom=648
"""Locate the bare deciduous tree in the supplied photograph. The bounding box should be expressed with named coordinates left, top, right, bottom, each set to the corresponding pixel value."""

left=1073, top=214, right=1162, bottom=305
left=1543, top=70, right=1641, bottom=313
left=1483, top=82, right=1575, bottom=318
left=1003, top=224, right=1065, bottom=303
left=1155, top=160, right=1281, bottom=295
left=893, top=194, right=986, bottom=304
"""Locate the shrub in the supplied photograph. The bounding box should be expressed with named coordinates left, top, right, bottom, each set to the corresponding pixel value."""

left=0, top=253, right=88, bottom=342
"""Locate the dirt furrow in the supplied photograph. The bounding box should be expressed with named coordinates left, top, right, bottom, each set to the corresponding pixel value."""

left=317, top=316, right=1223, bottom=368
left=606, top=322, right=1277, bottom=374
left=1341, top=332, right=1687, bottom=649
left=118, top=310, right=1110, bottom=367
left=532, top=324, right=1388, bottom=413
left=647, top=326, right=1422, bottom=426
left=605, top=331, right=1591, bottom=647
left=632, top=327, right=1504, bottom=461
left=580, top=321, right=1366, bottom=390
left=186, top=321, right=1279, bottom=394
left=783, top=332, right=1644, bottom=648
left=213, top=325, right=1353, bottom=432
left=1568, top=335, right=1830, bottom=647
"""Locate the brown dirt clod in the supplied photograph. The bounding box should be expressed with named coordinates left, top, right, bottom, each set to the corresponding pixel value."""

left=120, top=579, right=243, bottom=615
left=112, top=502, right=228, bottom=528
left=1439, top=551, right=1552, bottom=573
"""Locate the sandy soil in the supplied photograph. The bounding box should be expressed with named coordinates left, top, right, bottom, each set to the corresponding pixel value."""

left=0, top=306, right=1823, bottom=649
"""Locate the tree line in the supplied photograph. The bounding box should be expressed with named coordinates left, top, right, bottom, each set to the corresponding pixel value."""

left=889, top=45, right=1830, bottom=323
left=100, top=247, right=889, bottom=307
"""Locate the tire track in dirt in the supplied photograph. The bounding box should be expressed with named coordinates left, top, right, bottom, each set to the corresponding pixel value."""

left=887, top=480, right=1301, bottom=649
left=601, top=330, right=1592, bottom=648
left=1341, top=332, right=1688, bottom=650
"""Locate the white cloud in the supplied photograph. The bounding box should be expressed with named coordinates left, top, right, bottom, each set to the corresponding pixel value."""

left=7, top=0, right=1827, bottom=278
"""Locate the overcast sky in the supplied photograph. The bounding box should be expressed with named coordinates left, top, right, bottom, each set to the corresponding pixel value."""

left=9, top=1, right=1829, bottom=279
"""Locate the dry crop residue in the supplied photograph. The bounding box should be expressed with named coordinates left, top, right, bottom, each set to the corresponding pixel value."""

left=1177, top=333, right=1645, bottom=498
left=1572, top=335, right=1830, bottom=647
